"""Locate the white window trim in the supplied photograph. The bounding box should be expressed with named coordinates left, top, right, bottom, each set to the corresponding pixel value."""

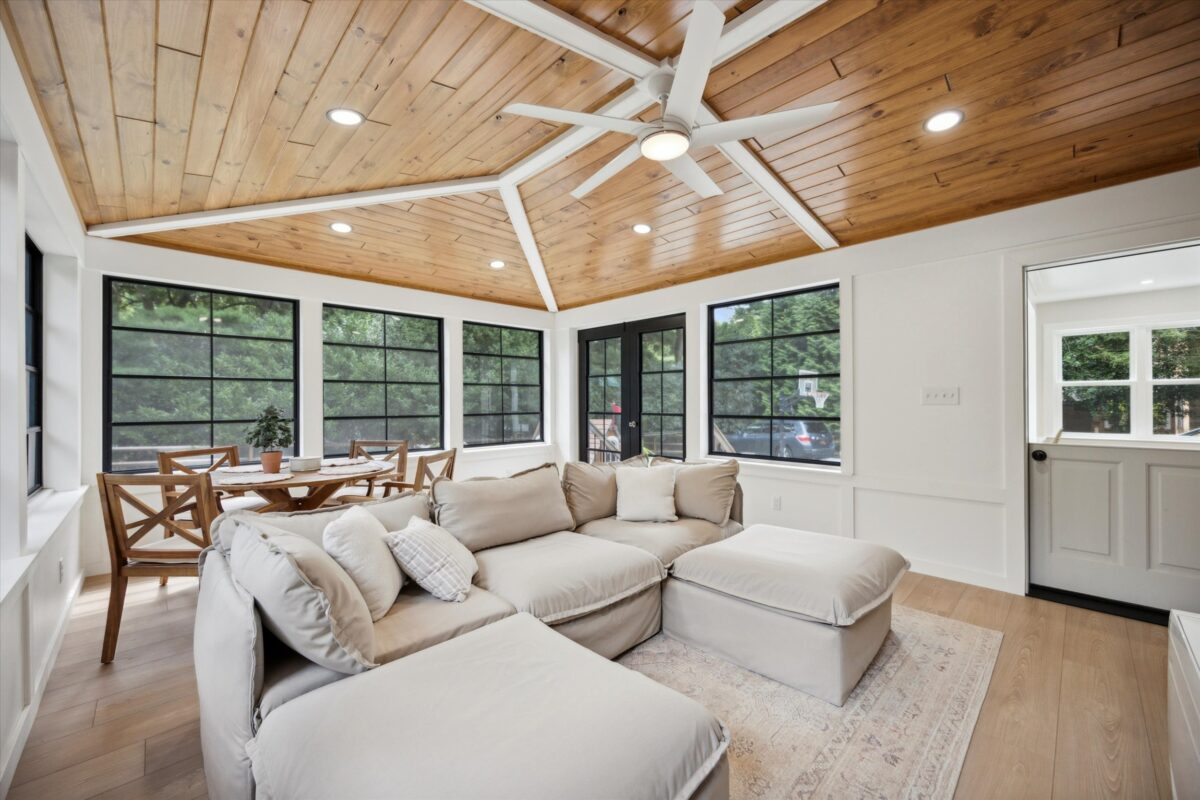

left=1046, top=315, right=1200, bottom=443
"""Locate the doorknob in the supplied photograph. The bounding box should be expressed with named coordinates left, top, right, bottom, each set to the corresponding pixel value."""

left=1031, top=449, right=1048, bottom=462
left=628, top=420, right=638, bottom=429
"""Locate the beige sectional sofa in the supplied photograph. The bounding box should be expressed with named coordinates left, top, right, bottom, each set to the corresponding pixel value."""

left=195, top=460, right=744, bottom=799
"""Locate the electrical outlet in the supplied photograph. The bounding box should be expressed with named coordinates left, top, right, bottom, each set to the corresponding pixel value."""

left=58, top=558, right=64, bottom=584
left=922, top=386, right=960, bottom=405
left=771, top=496, right=782, bottom=511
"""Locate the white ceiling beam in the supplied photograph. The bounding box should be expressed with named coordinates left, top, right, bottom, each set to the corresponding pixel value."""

left=499, top=183, right=559, bottom=312
left=711, top=0, right=826, bottom=66
left=87, top=176, right=503, bottom=238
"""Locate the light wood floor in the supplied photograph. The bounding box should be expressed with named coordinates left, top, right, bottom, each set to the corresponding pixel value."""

left=10, top=572, right=1171, bottom=799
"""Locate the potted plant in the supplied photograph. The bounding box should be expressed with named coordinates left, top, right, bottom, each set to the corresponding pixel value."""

left=245, top=405, right=293, bottom=473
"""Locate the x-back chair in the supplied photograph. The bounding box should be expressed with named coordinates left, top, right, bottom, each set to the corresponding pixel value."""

left=333, top=439, right=409, bottom=505
left=96, top=471, right=219, bottom=663
left=383, top=448, right=457, bottom=495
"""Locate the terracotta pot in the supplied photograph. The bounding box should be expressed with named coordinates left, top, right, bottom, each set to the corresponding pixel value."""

left=261, top=450, right=283, bottom=474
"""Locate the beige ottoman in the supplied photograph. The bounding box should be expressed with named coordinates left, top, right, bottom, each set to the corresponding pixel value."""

left=663, top=524, right=910, bottom=705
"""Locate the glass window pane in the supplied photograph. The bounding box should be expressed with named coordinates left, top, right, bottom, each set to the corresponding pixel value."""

left=324, top=344, right=383, bottom=381
left=324, top=418, right=386, bottom=455
left=464, top=415, right=502, bottom=446
left=464, top=354, right=501, bottom=384
left=713, top=340, right=770, bottom=379
left=641, top=373, right=662, bottom=414
left=605, top=376, right=622, bottom=411
left=712, top=417, right=771, bottom=456
left=112, top=377, right=211, bottom=423
left=1153, top=384, right=1200, bottom=435
left=465, top=385, right=503, bottom=415
left=111, top=423, right=212, bottom=472
left=215, top=420, right=296, bottom=461
left=588, top=377, right=607, bottom=414
left=712, top=299, right=771, bottom=342
left=588, top=340, right=607, bottom=376
left=387, top=383, right=440, bottom=416
left=502, top=327, right=539, bottom=357
left=386, top=315, right=439, bottom=351
left=662, top=372, right=684, bottom=414
left=1061, top=332, right=1129, bottom=381
left=388, top=417, right=441, bottom=450
left=713, top=379, right=770, bottom=417
left=212, top=293, right=293, bottom=339
left=111, top=281, right=209, bottom=333
left=111, top=330, right=211, bottom=377
left=214, top=338, right=293, bottom=379
left=323, top=307, right=382, bottom=346
left=386, top=350, right=439, bottom=383
left=773, top=333, right=839, bottom=377
left=774, top=419, right=840, bottom=462
left=662, top=329, right=684, bottom=371
left=27, top=371, right=39, bottom=427
left=509, top=385, right=541, bottom=413
left=773, top=288, right=839, bottom=336
left=605, top=338, right=621, bottom=374
left=773, top=377, right=840, bottom=418
left=214, top=380, right=293, bottom=421
left=1062, top=386, right=1130, bottom=433
left=642, top=331, right=663, bottom=372
left=503, top=357, right=539, bottom=385
left=642, top=414, right=661, bottom=456
left=463, top=323, right=501, bottom=354
left=503, top=414, right=541, bottom=442
left=27, top=433, right=40, bottom=493
left=25, top=310, right=35, bottom=366
left=324, top=382, right=384, bottom=418
left=1152, top=326, right=1199, bottom=379
left=661, top=415, right=684, bottom=458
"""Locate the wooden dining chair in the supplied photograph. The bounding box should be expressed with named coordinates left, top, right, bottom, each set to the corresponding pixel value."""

left=96, top=472, right=219, bottom=663
left=383, top=448, right=457, bottom=495
left=333, top=439, right=409, bottom=505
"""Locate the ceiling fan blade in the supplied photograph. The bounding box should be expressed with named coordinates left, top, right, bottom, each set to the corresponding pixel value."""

left=662, top=154, right=722, bottom=199
left=663, top=0, right=725, bottom=129
left=571, top=142, right=643, bottom=200
left=504, top=103, right=643, bottom=135
left=690, top=102, right=839, bottom=148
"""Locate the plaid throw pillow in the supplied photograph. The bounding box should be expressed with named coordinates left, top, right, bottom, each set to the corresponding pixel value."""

left=385, top=518, right=477, bottom=602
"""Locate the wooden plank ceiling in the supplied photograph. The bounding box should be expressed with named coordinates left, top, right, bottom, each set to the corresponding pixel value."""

left=2, top=0, right=1198, bottom=309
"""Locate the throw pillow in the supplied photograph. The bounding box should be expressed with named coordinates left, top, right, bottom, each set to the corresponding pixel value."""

left=430, top=463, right=574, bottom=551
left=615, top=465, right=678, bottom=522
left=385, top=518, right=478, bottom=603
left=230, top=522, right=376, bottom=674
left=561, top=461, right=617, bottom=526
left=322, top=506, right=404, bottom=621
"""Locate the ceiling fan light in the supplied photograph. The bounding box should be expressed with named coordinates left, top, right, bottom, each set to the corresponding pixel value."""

left=924, top=110, right=963, bottom=132
left=640, top=129, right=690, bottom=161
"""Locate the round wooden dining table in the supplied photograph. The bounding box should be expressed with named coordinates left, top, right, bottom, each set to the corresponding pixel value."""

left=212, top=462, right=396, bottom=513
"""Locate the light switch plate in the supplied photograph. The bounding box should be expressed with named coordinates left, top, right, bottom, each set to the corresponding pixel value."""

left=922, top=386, right=959, bottom=405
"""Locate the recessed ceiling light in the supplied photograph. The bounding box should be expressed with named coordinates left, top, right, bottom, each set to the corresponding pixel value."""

left=1140, top=278, right=1155, bottom=285
left=924, top=110, right=963, bottom=132
left=489, top=260, right=505, bottom=269
left=330, top=222, right=353, bottom=234
left=632, top=223, right=652, bottom=234
left=326, top=108, right=364, bottom=126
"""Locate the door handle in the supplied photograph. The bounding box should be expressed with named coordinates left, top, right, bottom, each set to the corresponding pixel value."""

left=628, top=420, right=638, bottom=429
left=1031, top=449, right=1048, bottom=462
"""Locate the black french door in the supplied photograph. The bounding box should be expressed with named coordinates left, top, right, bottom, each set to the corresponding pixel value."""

left=579, top=314, right=685, bottom=463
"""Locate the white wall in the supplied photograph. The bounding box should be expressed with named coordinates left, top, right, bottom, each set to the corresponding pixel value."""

left=554, top=167, right=1200, bottom=594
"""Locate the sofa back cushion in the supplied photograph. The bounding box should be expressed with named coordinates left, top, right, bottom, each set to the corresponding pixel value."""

left=561, top=462, right=617, bottom=526
left=431, top=463, right=574, bottom=552
left=231, top=522, right=376, bottom=674
left=212, top=492, right=429, bottom=555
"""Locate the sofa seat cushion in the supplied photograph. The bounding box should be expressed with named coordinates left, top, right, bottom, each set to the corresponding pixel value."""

left=671, top=524, right=910, bottom=626
left=372, top=584, right=516, bottom=664
left=577, top=517, right=725, bottom=567
left=475, top=532, right=666, bottom=624
left=248, top=613, right=728, bottom=800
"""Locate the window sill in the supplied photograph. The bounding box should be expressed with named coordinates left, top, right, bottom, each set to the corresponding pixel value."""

left=1, top=486, right=87, bottom=603
left=703, top=454, right=849, bottom=479
left=459, top=442, right=553, bottom=458
left=1033, top=437, right=1200, bottom=451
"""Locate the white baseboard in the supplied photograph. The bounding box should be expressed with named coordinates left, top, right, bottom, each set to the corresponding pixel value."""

left=0, top=572, right=84, bottom=797
left=905, top=557, right=1022, bottom=595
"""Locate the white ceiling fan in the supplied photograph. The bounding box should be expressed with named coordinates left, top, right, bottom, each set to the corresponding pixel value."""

left=503, top=0, right=837, bottom=201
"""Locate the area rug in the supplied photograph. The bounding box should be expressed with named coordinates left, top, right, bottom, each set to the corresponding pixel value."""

left=619, top=606, right=1001, bottom=800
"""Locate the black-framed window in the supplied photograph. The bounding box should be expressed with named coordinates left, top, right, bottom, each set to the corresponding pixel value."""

left=26, top=237, right=43, bottom=494
left=462, top=322, right=543, bottom=446
left=104, top=278, right=299, bottom=472
left=322, top=305, right=443, bottom=455
left=709, top=284, right=841, bottom=465
left=579, top=314, right=685, bottom=463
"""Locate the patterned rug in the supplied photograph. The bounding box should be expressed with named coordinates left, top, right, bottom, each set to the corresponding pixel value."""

left=619, top=606, right=1001, bottom=800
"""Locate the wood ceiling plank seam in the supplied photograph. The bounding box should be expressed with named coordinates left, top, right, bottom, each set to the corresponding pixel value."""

left=156, top=0, right=209, bottom=56
left=115, top=116, right=155, bottom=220
left=150, top=45, right=200, bottom=216
left=437, top=193, right=512, bottom=223
left=46, top=0, right=126, bottom=218
left=286, top=0, right=411, bottom=146
left=102, top=0, right=156, bottom=123
left=0, top=0, right=102, bottom=223
left=202, top=0, right=311, bottom=210
left=1121, top=0, right=1200, bottom=45
left=183, top=0, right=264, bottom=178
left=230, top=0, right=366, bottom=205
left=432, top=14, right=520, bottom=90
left=410, top=196, right=515, bottom=230
left=177, top=173, right=212, bottom=214
left=306, top=117, right=396, bottom=196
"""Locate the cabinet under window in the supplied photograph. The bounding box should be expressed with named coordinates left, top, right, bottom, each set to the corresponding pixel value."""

left=322, top=305, right=443, bottom=454
left=103, top=278, right=299, bottom=472
left=579, top=314, right=685, bottom=463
